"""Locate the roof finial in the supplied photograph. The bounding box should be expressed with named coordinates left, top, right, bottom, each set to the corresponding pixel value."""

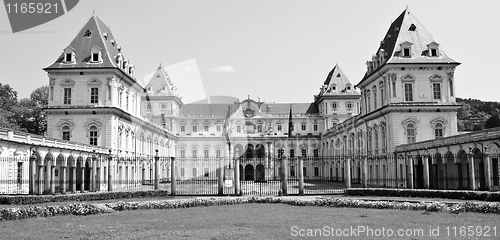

left=93, top=9, right=95, bottom=16
left=158, top=63, right=162, bottom=70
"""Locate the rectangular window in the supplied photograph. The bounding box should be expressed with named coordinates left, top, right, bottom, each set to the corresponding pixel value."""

left=180, top=149, right=185, bottom=158
left=62, top=132, right=71, bottom=141
left=433, top=83, right=441, bottom=100
left=313, top=149, right=319, bottom=158
left=314, top=167, right=319, bottom=176
left=192, top=149, right=197, bottom=158
left=290, top=167, right=295, bottom=177
left=435, top=128, right=443, bottom=139
left=63, top=88, right=71, bottom=104
left=146, top=103, right=151, bottom=110
left=278, top=149, right=284, bottom=158
left=407, top=128, right=416, bottom=143
left=204, top=149, right=209, bottom=158
left=313, top=124, right=318, bottom=131
left=331, top=102, right=338, bottom=111
left=180, top=126, right=185, bottom=132
left=204, top=168, right=209, bottom=177
left=65, top=53, right=72, bottom=62
left=277, top=124, right=282, bottom=131
left=192, top=125, right=198, bottom=133
left=257, top=125, right=263, bottom=132
left=301, top=148, right=307, bottom=157
left=216, top=149, right=221, bottom=158
left=90, top=87, right=98, bottom=104
left=181, top=168, right=185, bottom=177
left=92, top=53, right=99, bottom=62
left=289, top=149, right=295, bottom=158
left=161, top=103, right=166, bottom=109
left=403, top=48, right=410, bottom=57
left=236, top=125, right=241, bottom=133
left=89, top=131, right=98, bottom=146
left=303, top=167, right=307, bottom=177
left=301, top=124, right=306, bottom=131
left=216, top=125, right=221, bottom=132
left=204, top=125, right=209, bottom=132
left=404, top=83, right=413, bottom=101
left=431, top=48, right=438, bottom=57
left=192, top=168, right=197, bottom=177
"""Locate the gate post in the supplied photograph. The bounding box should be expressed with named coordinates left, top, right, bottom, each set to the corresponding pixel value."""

left=484, top=151, right=492, bottom=191
left=107, top=151, right=113, bottom=192
left=362, top=156, right=368, bottom=188
left=170, top=157, right=176, bottom=196
left=345, top=157, right=351, bottom=188
left=298, top=156, right=304, bottom=195
left=281, top=156, right=288, bottom=196
left=154, top=150, right=160, bottom=190
left=234, top=153, right=241, bottom=195
left=218, top=157, right=224, bottom=195
left=407, top=155, right=414, bottom=189
left=423, top=154, right=430, bottom=189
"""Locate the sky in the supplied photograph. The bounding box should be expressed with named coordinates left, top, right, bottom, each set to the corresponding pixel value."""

left=1, top=0, right=499, bottom=104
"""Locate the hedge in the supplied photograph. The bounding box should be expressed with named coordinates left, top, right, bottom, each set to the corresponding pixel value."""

left=1, top=196, right=500, bottom=221
left=345, top=188, right=500, bottom=201
left=0, top=190, right=170, bottom=205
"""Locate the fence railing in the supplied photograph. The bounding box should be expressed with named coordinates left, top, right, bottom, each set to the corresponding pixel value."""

left=1, top=153, right=499, bottom=195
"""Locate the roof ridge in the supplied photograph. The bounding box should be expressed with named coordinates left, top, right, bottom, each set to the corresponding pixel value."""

left=93, top=15, right=117, bottom=68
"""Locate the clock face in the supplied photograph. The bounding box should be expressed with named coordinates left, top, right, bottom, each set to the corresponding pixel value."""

left=244, top=108, right=255, bottom=118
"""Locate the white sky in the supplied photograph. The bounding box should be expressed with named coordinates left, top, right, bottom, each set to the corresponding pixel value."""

left=1, top=0, right=499, bottom=103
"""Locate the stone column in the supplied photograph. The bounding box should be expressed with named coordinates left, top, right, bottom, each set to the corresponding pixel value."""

left=468, top=153, right=476, bottom=190
left=407, top=156, right=414, bottom=189
left=362, top=156, right=368, bottom=188
left=29, top=156, right=36, bottom=195
left=60, top=166, right=66, bottom=194
left=50, top=163, right=55, bottom=194
left=234, top=154, right=240, bottom=195
left=218, top=157, right=224, bottom=195
left=423, top=155, right=430, bottom=189
left=281, top=156, right=288, bottom=196
left=345, top=157, right=351, bottom=188
left=108, top=156, right=113, bottom=191
left=79, top=164, right=84, bottom=193
left=298, top=157, right=304, bottom=195
left=154, top=153, right=160, bottom=190
left=37, top=164, right=44, bottom=194
left=484, top=153, right=492, bottom=191
left=71, top=167, right=76, bottom=192
left=92, top=158, right=97, bottom=192
left=170, top=157, right=176, bottom=196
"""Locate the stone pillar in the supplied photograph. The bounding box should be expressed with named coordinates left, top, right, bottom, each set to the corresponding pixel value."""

left=484, top=153, right=493, bottom=191
left=71, top=167, right=76, bottom=192
left=96, top=165, right=101, bottom=191
left=45, top=160, right=52, bottom=194
left=298, top=157, right=304, bottom=195
left=154, top=153, right=160, bottom=190
left=170, top=157, right=176, bottom=196
left=407, top=156, right=414, bottom=189
left=362, top=156, right=368, bottom=188
left=218, top=157, right=224, bottom=195
left=423, top=155, right=430, bottom=189
left=92, top=159, right=97, bottom=192
left=281, top=156, right=288, bottom=196
left=37, top=165, right=44, bottom=194
left=29, top=155, right=36, bottom=195
left=60, top=166, right=66, bottom=194
left=108, top=156, right=113, bottom=191
left=234, top=154, right=240, bottom=195
left=468, top=153, right=476, bottom=190
left=50, top=164, right=55, bottom=194
left=345, top=157, right=351, bottom=188
left=79, top=164, right=84, bottom=193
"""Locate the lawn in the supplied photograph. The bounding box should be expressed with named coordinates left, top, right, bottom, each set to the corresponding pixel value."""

left=1, top=203, right=499, bottom=239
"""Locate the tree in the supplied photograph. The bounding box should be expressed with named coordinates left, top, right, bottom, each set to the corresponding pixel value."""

left=0, top=83, right=18, bottom=111
left=9, top=86, right=49, bottom=135
left=484, top=115, right=500, bottom=129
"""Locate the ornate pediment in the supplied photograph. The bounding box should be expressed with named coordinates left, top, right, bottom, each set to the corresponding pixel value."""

left=401, top=74, right=415, bottom=82
left=87, top=79, right=103, bottom=86
left=60, top=79, right=75, bottom=86
left=429, top=74, right=443, bottom=82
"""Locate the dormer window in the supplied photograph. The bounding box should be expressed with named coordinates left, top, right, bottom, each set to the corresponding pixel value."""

left=400, top=41, right=413, bottom=58
left=90, top=46, right=102, bottom=63
left=427, top=42, right=440, bottom=57
left=408, top=24, right=417, bottom=31
left=161, top=86, right=166, bottom=91
left=84, top=29, right=92, bottom=37
left=63, top=46, right=75, bottom=64
left=147, top=86, right=153, bottom=92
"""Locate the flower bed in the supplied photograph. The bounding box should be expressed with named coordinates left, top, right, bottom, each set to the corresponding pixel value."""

left=345, top=188, right=500, bottom=201
left=1, top=196, right=499, bottom=221
left=0, top=190, right=170, bottom=205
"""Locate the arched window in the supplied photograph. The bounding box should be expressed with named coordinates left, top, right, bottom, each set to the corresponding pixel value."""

left=434, top=122, right=444, bottom=139
left=89, top=125, right=98, bottom=146
left=180, top=147, right=186, bottom=158
left=62, top=125, right=71, bottom=141
left=406, top=123, right=416, bottom=143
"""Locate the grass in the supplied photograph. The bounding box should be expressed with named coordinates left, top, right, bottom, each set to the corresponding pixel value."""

left=1, top=203, right=499, bottom=239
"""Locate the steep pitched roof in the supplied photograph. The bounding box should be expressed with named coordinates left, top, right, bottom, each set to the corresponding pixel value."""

left=359, top=8, right=459, bottom=84
left=44, top=15, right=131, bottom=71
left=316, top=64, right=360, bottom=101
left=143, top=64, right=180, bottom=97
